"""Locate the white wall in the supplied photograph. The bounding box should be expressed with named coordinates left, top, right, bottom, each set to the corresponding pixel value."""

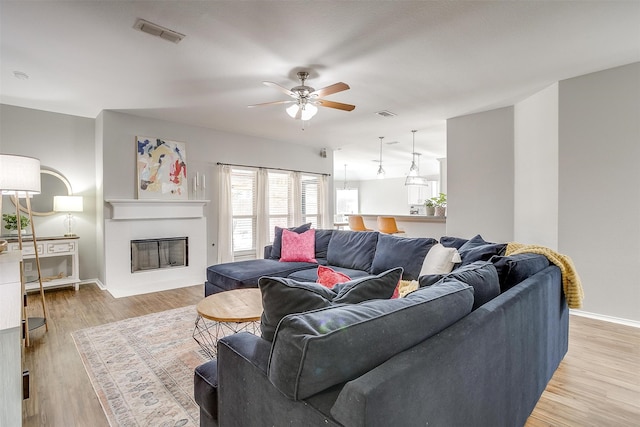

left=558, top=63, right=640, bottom=322
left=0, top=105, right=98, bottom=280
left=446, top=107, right=515, bottom=242
left=514, top=83, right=559, bottom=248
left=99, top=110, right=333, bottom=287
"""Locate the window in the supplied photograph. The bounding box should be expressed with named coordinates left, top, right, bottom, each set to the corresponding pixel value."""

left=228, top=168, right=325, bottom=259
left=230, top=168, right=256, bottom=256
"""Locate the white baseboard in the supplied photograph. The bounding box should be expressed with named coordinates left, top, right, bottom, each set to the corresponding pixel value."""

left=570, top=309, right=640, bottom=328
left=78, top=278, right=105, bottom=290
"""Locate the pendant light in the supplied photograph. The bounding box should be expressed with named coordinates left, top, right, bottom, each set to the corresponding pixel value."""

left=376, top=136, right=385, bottom=179
left=408, top=130, right=419, bottom=176
left=405, top=129, right=429, bottom=186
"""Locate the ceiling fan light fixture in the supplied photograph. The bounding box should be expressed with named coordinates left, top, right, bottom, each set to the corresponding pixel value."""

left=301, top=103, right=318, bottom=120
left=286, top=103, right=299, bottom=118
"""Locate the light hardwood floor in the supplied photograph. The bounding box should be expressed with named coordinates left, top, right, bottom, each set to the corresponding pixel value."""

left=22, top=284, right=640, bottom=426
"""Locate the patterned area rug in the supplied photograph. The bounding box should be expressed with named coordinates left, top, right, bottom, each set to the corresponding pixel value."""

left=72, top=305, right=210, bottom=427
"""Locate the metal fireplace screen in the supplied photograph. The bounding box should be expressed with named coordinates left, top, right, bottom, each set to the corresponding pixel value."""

left=131, top=237, right=188, bottom=273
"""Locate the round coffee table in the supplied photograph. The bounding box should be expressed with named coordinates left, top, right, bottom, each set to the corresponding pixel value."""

left=192, top=288, right=263, bottom=358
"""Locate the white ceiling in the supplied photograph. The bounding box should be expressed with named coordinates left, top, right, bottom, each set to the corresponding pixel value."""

left=1, top=1, right=638, bottom=180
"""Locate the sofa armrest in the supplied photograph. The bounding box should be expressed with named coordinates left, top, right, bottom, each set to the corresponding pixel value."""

left=217, top=332, right=340, bottom=427
left=264, top=245, right=273, bottom=259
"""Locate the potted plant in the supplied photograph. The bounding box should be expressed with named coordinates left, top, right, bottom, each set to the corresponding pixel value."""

left=424, top=199, right=436, bottom=216
left=431, top=193, right=447, bottom=217
left=2, top=213, right=30, bottom=235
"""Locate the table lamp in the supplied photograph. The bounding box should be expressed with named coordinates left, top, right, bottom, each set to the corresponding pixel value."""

left=53, top=195, right=83, bottom=237
left=0, top=153, right=48, bottom=345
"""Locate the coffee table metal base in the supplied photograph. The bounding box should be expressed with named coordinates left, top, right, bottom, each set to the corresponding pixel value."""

left=193, top=315, right=259, bottom=358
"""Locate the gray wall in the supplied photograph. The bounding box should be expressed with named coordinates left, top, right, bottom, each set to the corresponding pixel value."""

left=514, top=83, right=559, bottom=249
left=558, top=63, right=640, bottom=322
left=445, top=63, right=639, bottom=322
left=446, top=106, right=515, bottom=242
left=0, top=104, right=98, bottom=280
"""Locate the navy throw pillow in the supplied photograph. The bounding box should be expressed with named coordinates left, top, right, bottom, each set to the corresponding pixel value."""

left=333, top=267, right=403, bottom=304
left=270, top=223, right=311, bottom=259
left=370, top=234, right=437, bottom=280
left=457, top=234, right=506, bottom=266
left=440, top=236, right=469, bottom=250
left=420, top=261, right=500, bottom=310
left=490, top=253, right=550, bottom=292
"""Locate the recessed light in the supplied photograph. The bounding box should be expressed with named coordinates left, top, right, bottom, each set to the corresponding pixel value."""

left=13, top=71, right=29, bottom=80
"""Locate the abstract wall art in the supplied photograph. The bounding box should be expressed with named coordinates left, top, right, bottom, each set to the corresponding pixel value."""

left=136, top=136, right=187, bottom=200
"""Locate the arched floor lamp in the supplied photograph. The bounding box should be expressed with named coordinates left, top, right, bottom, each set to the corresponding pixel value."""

left=0, top=154, right=48, bottom=346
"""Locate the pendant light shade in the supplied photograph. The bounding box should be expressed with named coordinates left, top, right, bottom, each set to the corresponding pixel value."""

left=376, top=136, right=385, bottom=179
left=405, top=130, right=429, bottom=186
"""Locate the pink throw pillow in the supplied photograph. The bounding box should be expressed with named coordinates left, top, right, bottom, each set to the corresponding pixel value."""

left=317, top=265, right=351, bottom=289
left=280, top=229, right=317, bottom=263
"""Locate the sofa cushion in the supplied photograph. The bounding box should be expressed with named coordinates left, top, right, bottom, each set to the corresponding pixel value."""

left=440, top=235, right=469, bottom=249
left=370, top=234, right=437, bottom=280
left=419, top=261, right=500, bottom=310
left=314, top=229, right=334, bottom=259
left=490, top=253, right=551, bottom=292
left=206, top=259, right=317, bottom=292
left=270, top=223, right=311, bottom=259
left=327, top=230, right=379, bottom=272
left=458, top=234, right=506, bottom=266
left=286, top=265, right=371, bottom=283
left=332, top=267, right=403, bottom=304
left=267, top=280, right=474, bottom=400
left=419, top=243, right=461, bottom=276
left=259, top=277, right=337, bottom=342
left=316, top=265, right=351, bottom=289
left=280, top=229, right=317, bottom=263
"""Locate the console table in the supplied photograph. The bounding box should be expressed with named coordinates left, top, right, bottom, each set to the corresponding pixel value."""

left=5, top=236, right=80, bottom=291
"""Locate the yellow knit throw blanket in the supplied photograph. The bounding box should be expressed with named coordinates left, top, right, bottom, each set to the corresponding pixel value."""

left=505, top=242, right=584, bottom=309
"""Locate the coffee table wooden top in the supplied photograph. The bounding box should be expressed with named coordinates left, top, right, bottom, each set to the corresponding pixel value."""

left=196, top=288, right=263, bottom=322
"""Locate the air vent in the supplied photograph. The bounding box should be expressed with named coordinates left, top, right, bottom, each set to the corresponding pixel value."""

left=134, top=19, right=185, bottom=44
left=386, top=141, right=400, bottom=145
left=375, top=110, right=397, bottom=118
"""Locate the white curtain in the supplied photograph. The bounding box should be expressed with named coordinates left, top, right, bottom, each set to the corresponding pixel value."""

left=255, top=168, right=270, bottom=259
left=318, top=174, right=330, bottom=229
left=217, top=164, right=234, bottom=263
left=291, top=171, right=303, bottom=226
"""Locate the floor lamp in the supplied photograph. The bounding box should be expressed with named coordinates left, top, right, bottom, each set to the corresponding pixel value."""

left=0, top=154, right=48, bottom=347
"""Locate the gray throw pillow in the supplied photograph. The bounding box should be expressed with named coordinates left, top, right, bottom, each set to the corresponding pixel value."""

left=333, top=267, right=403, bottom=304
left=258, top=277, right=336, bottom=341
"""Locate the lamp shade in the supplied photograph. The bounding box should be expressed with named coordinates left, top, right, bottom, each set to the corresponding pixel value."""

left=53, top=195, right=83, bottom=212
left=0, top=154, right=41, bottom=193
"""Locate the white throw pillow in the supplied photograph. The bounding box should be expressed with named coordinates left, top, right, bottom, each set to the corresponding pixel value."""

left=419, top=243, right=462, bottom=276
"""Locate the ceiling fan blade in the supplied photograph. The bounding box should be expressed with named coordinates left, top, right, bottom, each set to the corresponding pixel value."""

left=317, top=99, right=356, bottom=111
left=310, top=82, right=350, bottom=97
left=248, top=100, right=294, bottom=108
left=263, top=81, right=296, bottom=97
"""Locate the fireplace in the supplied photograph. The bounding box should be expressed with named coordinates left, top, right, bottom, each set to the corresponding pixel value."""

left=131, top=237, right=188, bottom=273
left=104, top=199, right=208, bottom=298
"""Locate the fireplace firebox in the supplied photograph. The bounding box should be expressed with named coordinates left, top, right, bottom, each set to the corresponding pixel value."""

left=131, top=237, right=188, bottom=273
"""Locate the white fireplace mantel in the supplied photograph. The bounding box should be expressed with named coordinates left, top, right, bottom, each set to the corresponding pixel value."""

left=106, top=199, right=209, bottom=220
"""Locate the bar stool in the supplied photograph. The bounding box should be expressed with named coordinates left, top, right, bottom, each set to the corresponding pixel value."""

left=348, top=215, right=373, bottom=231
left=377, top=216, right=405, bottom=234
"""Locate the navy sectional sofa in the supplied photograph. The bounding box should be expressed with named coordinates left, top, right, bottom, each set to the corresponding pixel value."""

left=205, top=228, right=436, bottom=296
left=196, top=231, right=569, bottom=426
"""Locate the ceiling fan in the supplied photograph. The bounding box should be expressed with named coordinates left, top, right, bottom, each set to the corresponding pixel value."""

left=248, top=71, right=355, bottom=120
